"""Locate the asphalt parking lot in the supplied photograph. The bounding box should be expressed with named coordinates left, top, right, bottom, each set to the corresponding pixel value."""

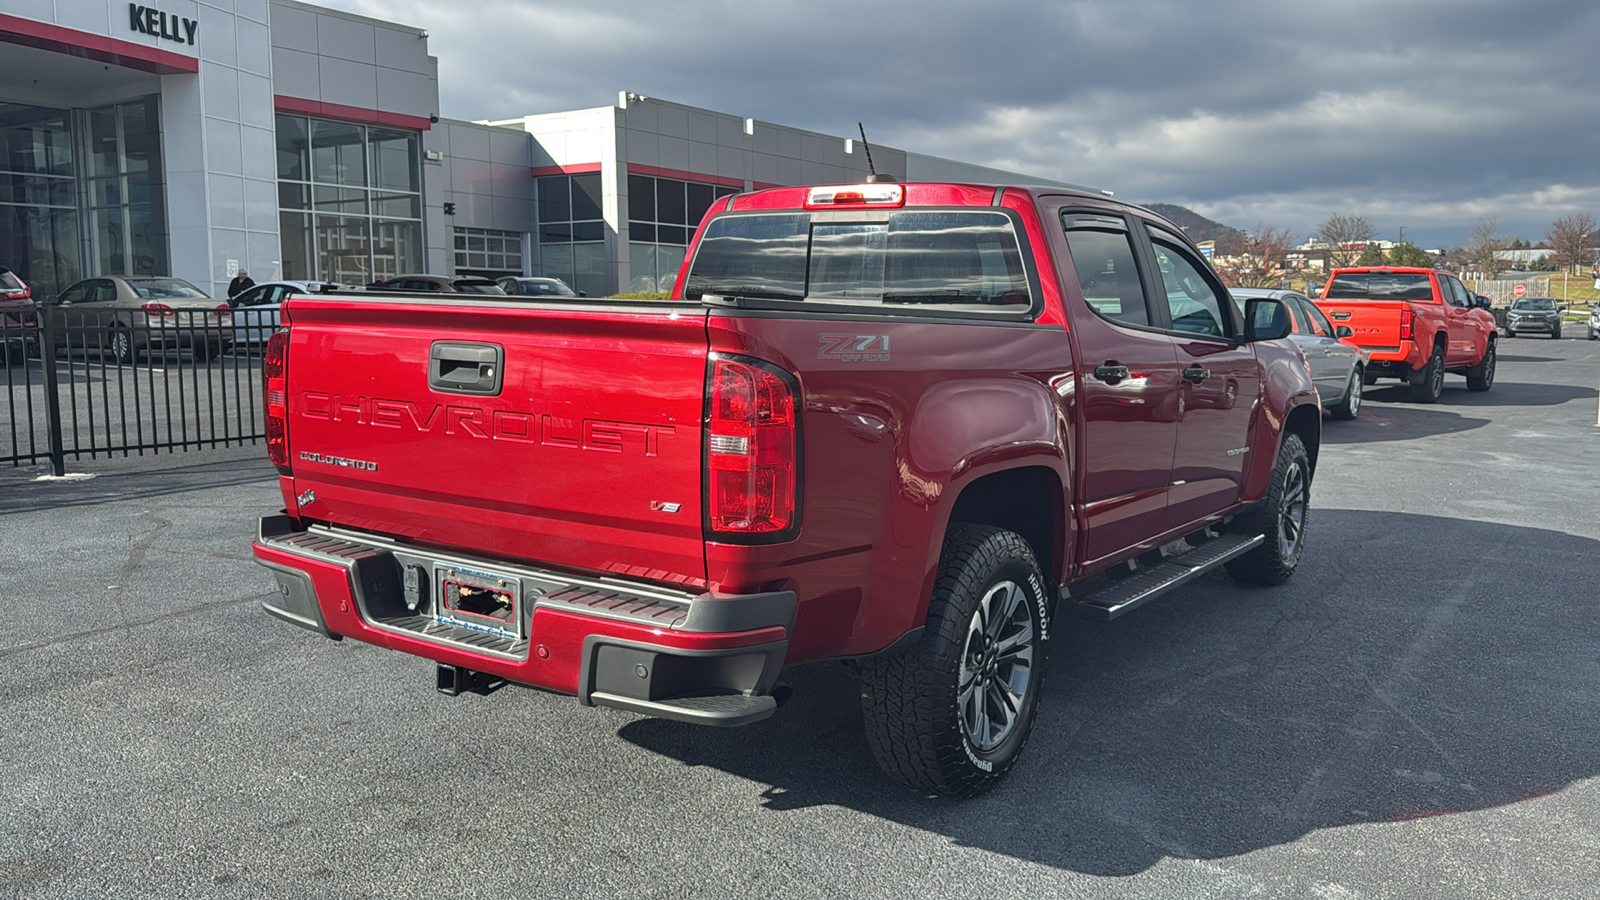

left=2, top=337, right=1597, bottom=899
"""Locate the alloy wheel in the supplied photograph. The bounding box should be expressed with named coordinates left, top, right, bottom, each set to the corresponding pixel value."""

left=957, top=579, right=1037, bottom=752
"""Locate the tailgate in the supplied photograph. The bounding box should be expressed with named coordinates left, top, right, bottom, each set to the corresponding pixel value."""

left=280, top=296, right=711, bottom=587
left=1314, top=300, right=1408, bottom=351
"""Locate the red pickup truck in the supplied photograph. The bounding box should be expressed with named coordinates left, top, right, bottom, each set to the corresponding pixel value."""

left=1314, top=266, right=1496, bottom=402
left=253, top=181, right=1322, bottom=795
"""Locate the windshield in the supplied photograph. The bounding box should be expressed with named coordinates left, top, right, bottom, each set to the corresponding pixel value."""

left=513, top=280, right=576, bottom=296
left=684, top=210, right=1032, bottom=311
left=128, top=279, right=209, bottom=299
left=1324, top=272, right=1434, bottom=301
left=1512, top=298, right=1555, bottom=310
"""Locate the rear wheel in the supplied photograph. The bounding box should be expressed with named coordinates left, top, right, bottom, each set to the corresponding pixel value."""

left=108, top=329, right=134, bottom=364
left=859, top=524, right=1049, bottom=797
left=1466, top=340, right=1496, bottom=392
left=1408, top=343, right=1445, bottom=403
left=1330, top=367, right=1361, bottom=420
left=1224, top=433, right=1310, bottom=586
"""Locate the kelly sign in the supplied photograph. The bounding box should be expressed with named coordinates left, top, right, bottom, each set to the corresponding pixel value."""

left=129, top=4, right=197, bottom=46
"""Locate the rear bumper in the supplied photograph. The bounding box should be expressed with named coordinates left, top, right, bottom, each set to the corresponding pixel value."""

left=253, top=515, right=794, bottom=726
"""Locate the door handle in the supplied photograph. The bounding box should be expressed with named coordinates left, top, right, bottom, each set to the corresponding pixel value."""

left=1182, top=365, right=1210, bottom=383
left=430, top=341, right=505, bottom=396
left=1092, top=364, right=1130, bottom=383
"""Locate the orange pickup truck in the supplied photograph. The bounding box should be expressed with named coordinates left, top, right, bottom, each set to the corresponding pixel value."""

left=1315, top=267, right=1496, bottom=402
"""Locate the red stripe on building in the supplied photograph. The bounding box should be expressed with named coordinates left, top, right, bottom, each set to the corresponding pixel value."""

left=274, top=96, right=433, bottom=131
left=751, top=181, right=783, bottom=191
left=0, top=13, right=199, bottom=75
left=530, top=163, right=603, bottom=177
left=626, top=164, right=747, bottom=190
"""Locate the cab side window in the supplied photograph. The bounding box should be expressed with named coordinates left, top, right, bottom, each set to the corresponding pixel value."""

left=1444, top=277, right=1471, bottom=308
left=1148, top=229, right=1229, bottom=338
left=1061, top=213, right=1151, bottom=328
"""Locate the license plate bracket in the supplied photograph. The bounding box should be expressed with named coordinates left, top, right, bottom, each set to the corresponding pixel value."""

left=434, top=564, right=522, bottom=640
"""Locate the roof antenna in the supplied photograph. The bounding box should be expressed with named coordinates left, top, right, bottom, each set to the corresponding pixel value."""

left=858, top=123, right=896, bottom=183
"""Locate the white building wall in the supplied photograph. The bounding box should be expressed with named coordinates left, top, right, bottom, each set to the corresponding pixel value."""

left=422, top=118, right=535, bottom=275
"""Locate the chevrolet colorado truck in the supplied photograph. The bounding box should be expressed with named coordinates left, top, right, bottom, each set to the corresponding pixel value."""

left=253, top=181, right=1322, bottom=796
left=1314, top=266, right=1496, bottom=402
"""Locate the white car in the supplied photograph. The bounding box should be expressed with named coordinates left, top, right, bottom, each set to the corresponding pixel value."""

left=1588, top=305, right=1599, bottom=340
left=228, top=280, right=334, bottom=346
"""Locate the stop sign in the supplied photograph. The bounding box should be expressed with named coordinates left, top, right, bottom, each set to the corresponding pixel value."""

left=1513, top=284, right=1526, bottom=297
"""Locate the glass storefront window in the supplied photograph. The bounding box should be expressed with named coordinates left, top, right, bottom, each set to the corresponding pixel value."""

left=311, top=120, right=366, bottom=186
left=82, top=98, right=165, bottom=280
left=277, top=115, right=309, bottom=181
left=625, top=174, right=736, bottom=294
left=536, top=174, right=606, bottom=294
left=277, top=114, right=422, bottom=285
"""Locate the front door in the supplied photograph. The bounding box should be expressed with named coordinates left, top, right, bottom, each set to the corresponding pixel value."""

left=1141, top=226, right=1261, bottom=532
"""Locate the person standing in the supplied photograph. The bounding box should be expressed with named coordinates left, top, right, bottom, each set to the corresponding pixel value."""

left=227, top=269, right=255, bottom=299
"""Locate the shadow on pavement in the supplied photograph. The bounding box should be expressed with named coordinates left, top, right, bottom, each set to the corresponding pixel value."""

left=0, top=452, right=274, bottom=514
left=1360, top=380, right=1593, bottom=409
left=618, top=511, right=1600, bottom=875
left=1322, top=404, right=1488, bottom=444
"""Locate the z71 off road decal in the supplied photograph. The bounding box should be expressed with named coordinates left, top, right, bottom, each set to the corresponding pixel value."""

left=819, top=333, right=891, bottom=362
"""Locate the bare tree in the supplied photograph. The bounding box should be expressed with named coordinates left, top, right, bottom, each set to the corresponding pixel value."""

left=1316, top=214, right=1377, bottom=269
left=1544, top=213, right=1596, bottom=272
left=1215, top=225, right=1297, bottom=288
left=1466, top=217, right=1508, bottom=279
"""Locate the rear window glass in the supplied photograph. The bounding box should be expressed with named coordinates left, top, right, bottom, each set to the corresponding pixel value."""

left=684, top=211, right=1032, bottom=312
left=0, top=269, right=24, bottom=290
left=129, top=279, right=209, bottom=299
left=1325, top=272, right=1434, bottom=301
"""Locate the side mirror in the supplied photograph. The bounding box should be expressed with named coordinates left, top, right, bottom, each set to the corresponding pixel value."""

left=1474, top=296, right=1491, bottom=309
left=1336, top=325, right=1354, bottom=339
left=577, top=291, right=588, bottom=298
left=1244, top=297, right=1293, bottom=342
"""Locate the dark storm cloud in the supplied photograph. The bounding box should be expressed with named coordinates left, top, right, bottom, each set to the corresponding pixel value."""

left=325, top=0, right=1600, bottom=247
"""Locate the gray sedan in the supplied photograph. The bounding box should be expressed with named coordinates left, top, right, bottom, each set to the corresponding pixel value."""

left=1233, top=287, right=1365, bottom=420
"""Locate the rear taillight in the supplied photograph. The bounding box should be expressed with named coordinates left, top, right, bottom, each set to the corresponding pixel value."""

left=1399, top=308, right=1415, bottom=342
left=214, top=304, right=232, bottom=316
left=264, top=330, right=291, bottom=474
left=141, top=303, right=173, bottom=317
left=706, top=355, right=801, bottom=539
left=1, top=287, right=28, bottom=300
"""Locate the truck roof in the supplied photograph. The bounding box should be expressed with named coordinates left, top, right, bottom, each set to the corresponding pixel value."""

left=725, top=181, right=1117, bottom=213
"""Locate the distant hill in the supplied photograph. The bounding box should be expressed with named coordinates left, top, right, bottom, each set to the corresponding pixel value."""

left=1143, top=204, right=1250, bottom=250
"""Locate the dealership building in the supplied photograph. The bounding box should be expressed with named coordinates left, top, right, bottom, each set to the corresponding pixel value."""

left=0, top=1, right=1082, bottom=299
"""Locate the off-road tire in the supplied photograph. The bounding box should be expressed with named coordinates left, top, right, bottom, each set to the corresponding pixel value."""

left=1330, top=367, right=1361, bottom=420
left=1223, top=433, right=1310, bottom=586
left=1465, top=339, right=1495, bottom=392
left=859, top=524, right=1050, bottom=797
left=1408, top=342, right=1445, bottom=403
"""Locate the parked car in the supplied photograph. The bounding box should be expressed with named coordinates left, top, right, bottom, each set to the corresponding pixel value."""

left=1314, top=266, right=1496, bottom=402
left=1588, top=305, right=1599, bottom=340
left=1504, top=296, right=1562, bottom=339
left=1, top=266, right=36, bottom=367
left=1234, top=287, right=1364, bottom=420
left=496, top=276, right=584, bottom=298
left=373, top=274, right=505, bottom=295
left=229, top=280, right=335, bottom=346
left=44, top=276, right=232, bottom=363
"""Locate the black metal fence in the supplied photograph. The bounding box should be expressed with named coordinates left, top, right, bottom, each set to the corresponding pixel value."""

left=2, top=307, right=275, bottom=474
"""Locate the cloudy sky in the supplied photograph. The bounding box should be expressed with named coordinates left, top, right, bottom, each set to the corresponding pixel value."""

left=321, top=0, right=1600, bottom=250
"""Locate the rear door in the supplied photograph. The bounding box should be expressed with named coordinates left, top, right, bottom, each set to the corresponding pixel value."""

left=1054, top=208, right=1180, bottom=567
left=280, top=295, right=713, bottom=586
left=1437, top=274, right=1480, bottom=362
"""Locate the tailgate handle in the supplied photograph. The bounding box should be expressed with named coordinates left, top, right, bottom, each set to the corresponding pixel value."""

left=429, top=341, right=504, bottom=396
